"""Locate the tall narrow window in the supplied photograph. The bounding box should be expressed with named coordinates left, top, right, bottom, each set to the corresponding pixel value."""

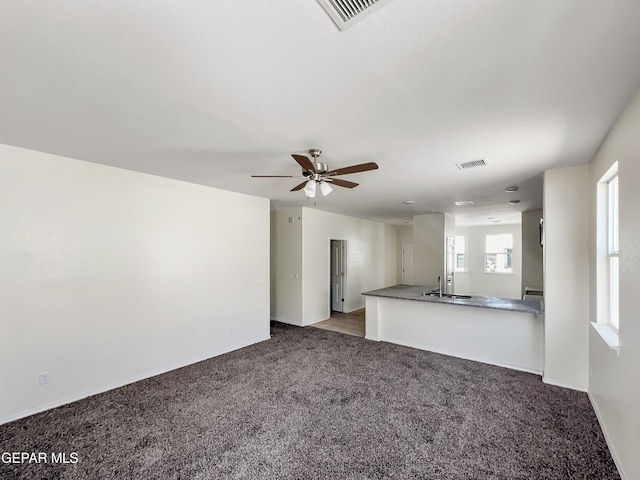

left=454, top=235, right=466, bottom=272
left=608, top=174, right=619, bottom=331
left=485, top=234, right=513, bottom=273
left=593, top=162, right=619, bottom=352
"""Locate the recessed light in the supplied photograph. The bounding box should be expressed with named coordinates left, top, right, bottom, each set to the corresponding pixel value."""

left=403, top=200, right=415, bottom=205
left=508, top=199, right=521, bottom=204
left=505, top=186, right=519, bottom=193
left=455, top=201, right=474, bottom=206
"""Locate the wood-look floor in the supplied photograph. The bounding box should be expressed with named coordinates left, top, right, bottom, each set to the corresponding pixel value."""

left=311, top=308, right=365, bottom=337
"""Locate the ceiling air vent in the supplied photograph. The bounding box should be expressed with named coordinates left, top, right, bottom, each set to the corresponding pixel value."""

left=317, top=0, right=397, bottom=30
left=456, top=159, right=487, bottom=170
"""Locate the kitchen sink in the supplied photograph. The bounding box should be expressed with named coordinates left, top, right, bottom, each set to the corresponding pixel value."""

left=422, top=292, right=471, bottom=300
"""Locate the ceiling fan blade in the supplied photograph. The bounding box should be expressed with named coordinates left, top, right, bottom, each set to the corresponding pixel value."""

left=292, top=154, right=316, bottom=173
left=251, top=175, right=297, bottom=178
left=291, top=181, right=308, bottom=191
left=326, top=162, right=379, bottom=176
left=327, top=178, right=359, bottom=188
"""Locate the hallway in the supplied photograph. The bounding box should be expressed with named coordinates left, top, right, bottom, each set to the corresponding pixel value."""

left=311, top=309, right=365, bottom=337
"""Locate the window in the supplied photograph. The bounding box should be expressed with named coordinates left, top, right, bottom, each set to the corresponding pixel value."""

left=592, top=162, right=619, bottom=353
left=454, top=235, right=466, bottom=271
left=607, top=173, right=619, bottom=331
left=485, top=234, right=513, bottom=273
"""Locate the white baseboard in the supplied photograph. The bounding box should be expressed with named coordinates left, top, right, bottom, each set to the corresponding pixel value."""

left=588, top=392, right=627, bottom=480
left=270, top=317, right=302, bottom=326
left=344, top=305, right=365, bottom=314
left=0, top=335, right=270, bottom=426
left=542, top=376, right=588, bottom=392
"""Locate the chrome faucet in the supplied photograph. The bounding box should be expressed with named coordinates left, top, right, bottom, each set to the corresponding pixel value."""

left=437, top=275, right=442, bottom=297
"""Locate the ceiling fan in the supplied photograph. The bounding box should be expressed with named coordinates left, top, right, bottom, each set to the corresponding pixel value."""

left=251, top=149, right=379, bottom=197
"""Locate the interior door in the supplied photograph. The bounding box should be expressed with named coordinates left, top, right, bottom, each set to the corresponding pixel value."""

left=402, top=242, right=414, bottom=285
left=330, top=240, right=345, bottom=312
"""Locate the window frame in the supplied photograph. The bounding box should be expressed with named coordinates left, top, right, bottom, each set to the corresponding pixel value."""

left=592, top=162, right=620, bottom=354
left=484, top=233, right=514, bottom=274
left=454, top=235, right=466, bottom=272
left=607, top=173, right=619, bottom=332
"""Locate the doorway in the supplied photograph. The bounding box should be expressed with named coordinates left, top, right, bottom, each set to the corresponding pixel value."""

left=330, top=239, right=347, bottom=313
left=311, top=308, right=365, bottom=337
left=402, top=242, right=414, bottom=284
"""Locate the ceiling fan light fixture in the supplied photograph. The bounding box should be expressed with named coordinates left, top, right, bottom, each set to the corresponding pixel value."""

left=320, top=181, right=333, bottom=196
left=304, top=179, right=317, bottom=197
left=252, top=148, right=377, bottom=196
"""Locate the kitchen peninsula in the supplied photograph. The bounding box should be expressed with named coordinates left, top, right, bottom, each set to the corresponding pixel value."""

left=362, top=285, right=544, bottom=374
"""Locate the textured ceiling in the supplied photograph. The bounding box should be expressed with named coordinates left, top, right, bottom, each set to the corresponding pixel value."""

left=2, top=0, right=640, bottom=225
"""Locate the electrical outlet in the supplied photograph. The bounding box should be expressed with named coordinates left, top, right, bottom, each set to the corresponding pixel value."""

left=227, top=327, right=234, bottom=336
left=39, top=372, right=50, bottom=385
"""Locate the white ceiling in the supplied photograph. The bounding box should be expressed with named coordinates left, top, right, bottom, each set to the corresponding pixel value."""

left=2, top=1, right=640, bottom=225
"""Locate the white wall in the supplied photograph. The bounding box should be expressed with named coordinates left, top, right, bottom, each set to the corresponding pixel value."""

left=0, top=144, right=270, bottom=424
left=588, top=87, right=640, bottom=480
left=543, top=165, right=590, bottom=391
left=521, top=209, right=543, bottom=296
left=301, top=208, right=397, bottom=325
left=270, top=208, right=303, bottom=325
left=454, top=224, right=522, bottom=299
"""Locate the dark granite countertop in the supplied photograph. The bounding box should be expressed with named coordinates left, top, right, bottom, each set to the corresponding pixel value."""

left=362, top=284, right=543, bottom=314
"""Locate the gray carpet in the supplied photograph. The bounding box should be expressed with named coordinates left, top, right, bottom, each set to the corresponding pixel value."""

left=1, top=322, right=619, bottom=479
